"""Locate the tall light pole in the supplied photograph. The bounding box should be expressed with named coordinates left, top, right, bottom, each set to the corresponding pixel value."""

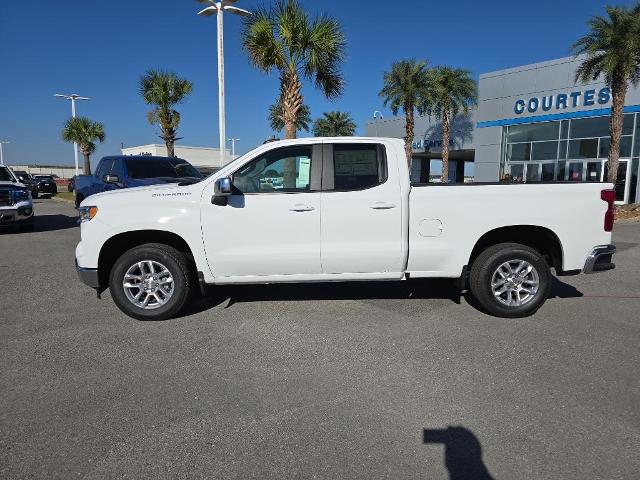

left=54, top=93, right=90, bottom=176
left=373, top=111, right=383, bottom=137
left=196, top=0, right=251, bottom=166
left=227, top=137, right=239, bottom=159
left=0, top=140, right=9, bottom=166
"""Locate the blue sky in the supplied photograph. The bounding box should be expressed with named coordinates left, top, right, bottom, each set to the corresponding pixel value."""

left=0, top=0, right=637, bottom=166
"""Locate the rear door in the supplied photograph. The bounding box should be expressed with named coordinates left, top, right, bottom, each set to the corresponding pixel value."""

left=320, top=142, right=404, bottom=274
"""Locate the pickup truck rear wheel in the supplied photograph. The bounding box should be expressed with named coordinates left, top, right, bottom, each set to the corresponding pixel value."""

left=109, top=243, right=193, bottom=320
left=469, top=243, right=552, bottom=318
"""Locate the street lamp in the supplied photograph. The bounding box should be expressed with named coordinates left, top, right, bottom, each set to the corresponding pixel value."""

left=373, top=111, right=383, bottom=136
left=54, top=93, right=90, bottom=175
left=196, top=0, right=251, bottom=166
left=227, top=137, right=239, bottom=159
left=0, top=140, right=9, bottom=166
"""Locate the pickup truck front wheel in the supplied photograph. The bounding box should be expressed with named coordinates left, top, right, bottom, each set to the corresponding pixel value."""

left=469, top=243, right=552, bottom=318
left=109, top=243, right=193, bottom=320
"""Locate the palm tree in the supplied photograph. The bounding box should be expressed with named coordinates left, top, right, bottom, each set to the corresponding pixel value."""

left=423, top=66, right=477, bottom=183
left=269, top=98, right=311, bottom=134
left=61, top=117, right=105, bottom=175
left=242, top=0, right=345, bottom=140
left=573, top=4, right=640, bottom=184
left=379, top=59, right=431, bottom=165
left=139, top=69, right=193, bottom=157
left=313, top=111, right=356, bottom=136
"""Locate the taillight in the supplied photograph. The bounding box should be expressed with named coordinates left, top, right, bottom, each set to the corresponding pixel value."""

left=601, top=189, right=615, bottom=232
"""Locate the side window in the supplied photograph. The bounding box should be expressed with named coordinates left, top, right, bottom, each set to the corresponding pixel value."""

left=233, top=146, right=313, bottom=194
left=95, top=160, right=113, bottom=180
left=111, top=159, right=125, bottom=179
left=332, top=144, right=386, bottom=190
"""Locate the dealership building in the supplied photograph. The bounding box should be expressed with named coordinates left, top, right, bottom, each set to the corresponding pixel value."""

left=366, top=55, right=640, bottom=204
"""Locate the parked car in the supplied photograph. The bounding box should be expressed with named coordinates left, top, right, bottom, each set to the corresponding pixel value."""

left=33, top=175, right=58, bottom=195
left=0, top=166, right=34, bottom=231
left=11, top=170, right=39, bottom=199
left=73, top=155, right=203, bottom=208
left=75, top=137, right=616, bottom=321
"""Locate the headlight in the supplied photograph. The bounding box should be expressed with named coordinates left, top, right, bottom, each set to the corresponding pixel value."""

left=78, top=206, right=98, bottom=223
left=12, top=189, right=31, bottom=202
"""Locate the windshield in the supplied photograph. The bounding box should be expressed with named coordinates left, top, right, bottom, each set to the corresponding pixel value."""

left=126, top=158, right=202, bottom=180
left=173, top=162, right=202, bottom=178
left=0, top=167, right=17, bottom=182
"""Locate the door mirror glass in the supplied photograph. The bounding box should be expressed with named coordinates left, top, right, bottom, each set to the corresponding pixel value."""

left=212, top=177, right=232, bottom=206
left=214, top=177, right=232, bottom=195
left=104, top=174, right=120, bottom=184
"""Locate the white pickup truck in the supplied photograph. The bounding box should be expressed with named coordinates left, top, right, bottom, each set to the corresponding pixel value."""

left=75, top=137, right=616, bottom=320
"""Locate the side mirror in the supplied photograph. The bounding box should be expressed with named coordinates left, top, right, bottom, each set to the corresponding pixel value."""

left=212, top=177, right=232, bottom=206
left=104, top=174, right=120, bottom=184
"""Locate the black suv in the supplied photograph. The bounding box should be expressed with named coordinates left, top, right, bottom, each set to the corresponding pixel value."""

left=33, top=175, right=58, bottom=194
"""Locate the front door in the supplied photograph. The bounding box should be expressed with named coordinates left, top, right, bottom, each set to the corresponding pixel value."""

left=320, top=143, right=404, bottom=274
left=201, top=144, right=322, bottom=278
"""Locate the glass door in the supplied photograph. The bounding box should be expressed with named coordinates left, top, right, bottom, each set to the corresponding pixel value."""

left=567, top=162, right=584, bottom=181
left=603, top=160, right=630, bottom=203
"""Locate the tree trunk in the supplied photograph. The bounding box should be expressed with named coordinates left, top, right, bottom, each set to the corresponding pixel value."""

left=404, top=105, right=414, bottom=168
left=441, top=109, right=450, bottom=183
left=281, top=69, right=303, bottom=140
left=83, top=153, right=91, bottom=175
left=166, top=140, right=175, bottom=158
left=607, top=77, right=627, bottom=184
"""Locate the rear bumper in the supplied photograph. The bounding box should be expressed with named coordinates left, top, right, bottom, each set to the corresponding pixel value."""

left=76, top=260, right=100, bottom=288
left=583, top=245, right=616, bottom=274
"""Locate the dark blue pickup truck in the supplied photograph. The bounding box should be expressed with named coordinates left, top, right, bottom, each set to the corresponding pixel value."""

left=74, top=155, right=203, bottom=207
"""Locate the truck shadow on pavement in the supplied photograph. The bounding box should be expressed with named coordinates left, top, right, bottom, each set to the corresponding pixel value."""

left=178, top=277, right=583, bottom=318
left=33, top=214, right=78, bottom=232
left=423, top=426, right=495, bottom=480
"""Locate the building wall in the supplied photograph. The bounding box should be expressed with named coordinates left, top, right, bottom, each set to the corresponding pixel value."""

left=121, top=144, right=235, bottom=168
left=365, top=111, right=476, bottom=152
left=475, top=54, right=640, bottom=189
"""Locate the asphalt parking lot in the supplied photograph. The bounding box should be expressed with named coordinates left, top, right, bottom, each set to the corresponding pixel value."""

left=1, top=198, right=639, bottom=479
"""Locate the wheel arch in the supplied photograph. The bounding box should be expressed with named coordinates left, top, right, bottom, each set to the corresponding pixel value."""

left=468, top=225, right=564, bottom=273
left=98, top=230, right=197, bottom=287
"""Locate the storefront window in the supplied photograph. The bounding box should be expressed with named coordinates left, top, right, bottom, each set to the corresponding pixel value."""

left=541, top=163, right=555, bottom=181
left=531, top=141, right=559, bottom=160
left=568, top=138, right=598, bottom=159
left=507, top=143, right=531, bottom=162
left=507, top=122, right=559, bottom=143
left=599, top=136, right=633, bottom=158
left=501, top=113, right=639, bottom=200
left=569, top=116, right=610, bottom=138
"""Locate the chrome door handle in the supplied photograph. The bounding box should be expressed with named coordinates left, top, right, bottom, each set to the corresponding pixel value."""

left=370, top=201, right=396, bottom=210
left=289, top=204, right=315, bottom=212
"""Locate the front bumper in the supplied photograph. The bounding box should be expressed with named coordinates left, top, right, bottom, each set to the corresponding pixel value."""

left=0, top=204, right=34, bottom=226
left=583, top=245, right=616, bottom=274
left=76, top=260, right=100, bottom=288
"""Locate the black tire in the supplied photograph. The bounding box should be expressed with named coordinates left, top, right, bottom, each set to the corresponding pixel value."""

left=109, top=243, right=194, bottom=320
left=469, top=242, right=552, bottom=318
left=75, top=193, right=84, bottom=209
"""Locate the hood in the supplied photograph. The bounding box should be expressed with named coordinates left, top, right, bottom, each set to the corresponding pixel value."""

left=0, top=180, right=26, bottom=189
